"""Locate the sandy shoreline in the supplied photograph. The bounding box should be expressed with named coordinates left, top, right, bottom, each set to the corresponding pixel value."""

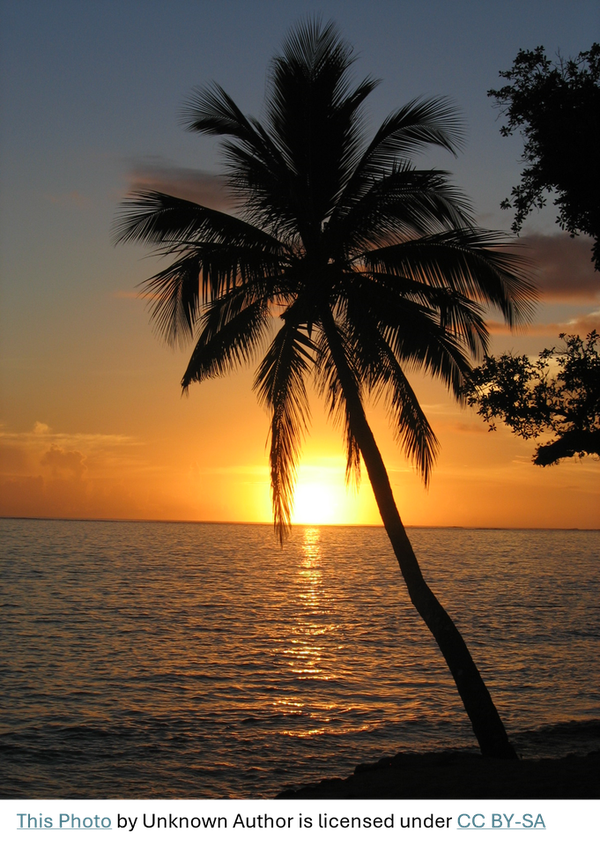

left=277, top=750, right=600, bottom=799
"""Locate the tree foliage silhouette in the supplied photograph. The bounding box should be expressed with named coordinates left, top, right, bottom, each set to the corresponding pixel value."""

left=489, top=44, right=600, bottom=270
left=116, top=20, right=536, bottom=758
left=463, top=332, right=600, bottom=466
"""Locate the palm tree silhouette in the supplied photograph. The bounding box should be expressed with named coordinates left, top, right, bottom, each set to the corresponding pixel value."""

left=115, top=20, right=534, bottom=758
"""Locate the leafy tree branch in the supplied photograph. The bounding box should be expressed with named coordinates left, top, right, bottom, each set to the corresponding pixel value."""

left=462, top=332, right=600, bottom=465
left=489, top=44, right=600, bottom=270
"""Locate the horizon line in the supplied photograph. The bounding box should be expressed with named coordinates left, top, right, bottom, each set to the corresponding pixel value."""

left=0, top=515, right=595, bottom=532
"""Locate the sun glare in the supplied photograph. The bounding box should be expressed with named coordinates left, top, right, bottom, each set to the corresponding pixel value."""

left=293, top=482, right=341, bottom=525
left=290, top=462, right=370, bottom=525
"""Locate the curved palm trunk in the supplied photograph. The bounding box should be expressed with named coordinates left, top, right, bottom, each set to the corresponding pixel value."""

left=322, top=310, right=517, bottom=759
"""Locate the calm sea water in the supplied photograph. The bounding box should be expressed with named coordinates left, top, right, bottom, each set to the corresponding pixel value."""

left=1, top=518, right=599, bottom=798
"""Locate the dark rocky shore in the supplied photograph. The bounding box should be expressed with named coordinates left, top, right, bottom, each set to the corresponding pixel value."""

left=277, top=750, right=600, bottom=799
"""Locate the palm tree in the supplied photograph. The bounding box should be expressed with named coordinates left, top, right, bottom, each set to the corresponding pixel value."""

left=115, top=20, right=535, bottom=758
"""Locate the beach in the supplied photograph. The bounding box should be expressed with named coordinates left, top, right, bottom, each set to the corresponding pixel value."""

left=278, top=750, right=600, bottom=799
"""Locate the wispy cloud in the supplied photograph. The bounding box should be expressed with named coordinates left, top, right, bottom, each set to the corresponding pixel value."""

left=488, top=309, right=599, bottom=337
left=124, top=157, right=231, bottom=210
left=0, top=422, right=139, bottom=450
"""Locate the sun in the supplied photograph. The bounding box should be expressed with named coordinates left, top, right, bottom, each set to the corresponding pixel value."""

left=290, top=461, right=373, bottom=525
left=292, top=481, right=342, bottom=525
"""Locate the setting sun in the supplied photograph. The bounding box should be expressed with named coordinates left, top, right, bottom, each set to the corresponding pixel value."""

left=289, top=462, right=378, bottom=525
left=292, top=481, right=342, bottom=524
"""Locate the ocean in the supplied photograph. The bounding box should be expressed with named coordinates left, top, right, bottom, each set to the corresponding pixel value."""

left=1, top=518, right=599, bottom=798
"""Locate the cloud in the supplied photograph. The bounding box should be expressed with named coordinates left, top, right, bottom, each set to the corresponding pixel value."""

left=0, top=422, right=137, bottom=450
left=559, top=311, right=600, bottom=336
left=125, top=157, right=231, bottom=210
left=488, top=309, right=599, bottom=337
left=521, top=233, right=599, bottom=302
left=450, top=421, right=489, bottom=435
left=40, top=444, right=87, bottom=479
left=0, top=424, right=156, bottom=520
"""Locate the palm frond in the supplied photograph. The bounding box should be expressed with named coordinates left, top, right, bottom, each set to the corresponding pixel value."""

left=313, top=324, right=363, bottom=488
left=384, top=364, right=439, bottom=485
left=385, top=312, right=472, bottom=397
left=114, top=190, right=287, bottom=343
left=182, top=83, right=303, bottom=238
left=331, top=95, right=466, bottom=226
left=182, top=289, right=271, bottom=389
left=182, top=81, right=258, bottom=140
left=254, top=321, right=316, bottom=540
left=339, top=276, right=473, bottom=395
left=141, top=254, right=202, bottom=345
left=265, top=19, right=379, bottom=230
left=366, top=95, right=464, bottom=159
left=332, top=166, right=474, bottom=253
left=114, top=190, right=283, bottom=250
left=342, top=289, right=440, bottom=482
left=351, top=269, right=491, bottom=358
left=219, top=140, right=301, bottom=239
left=364, top=229, right=537, bottom=327
left=141, top=247, right=288, bottom=346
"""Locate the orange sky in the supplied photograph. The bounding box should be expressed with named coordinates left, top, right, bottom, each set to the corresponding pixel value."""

left=2, top=256, right=599, bottom=530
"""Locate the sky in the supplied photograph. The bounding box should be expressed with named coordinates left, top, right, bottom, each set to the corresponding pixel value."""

left=1, top=0, right=599, bottom=529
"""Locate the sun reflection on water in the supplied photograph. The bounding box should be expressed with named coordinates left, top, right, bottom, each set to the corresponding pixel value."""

left=277, top=527, right=344, bottom=736
left=283, top=527, right=328, bottom=677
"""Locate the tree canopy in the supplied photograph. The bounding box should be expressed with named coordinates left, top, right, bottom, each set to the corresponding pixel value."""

left=489, top=44, right=600, bottom=270
left=462, top=332, right=600, bottom=466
